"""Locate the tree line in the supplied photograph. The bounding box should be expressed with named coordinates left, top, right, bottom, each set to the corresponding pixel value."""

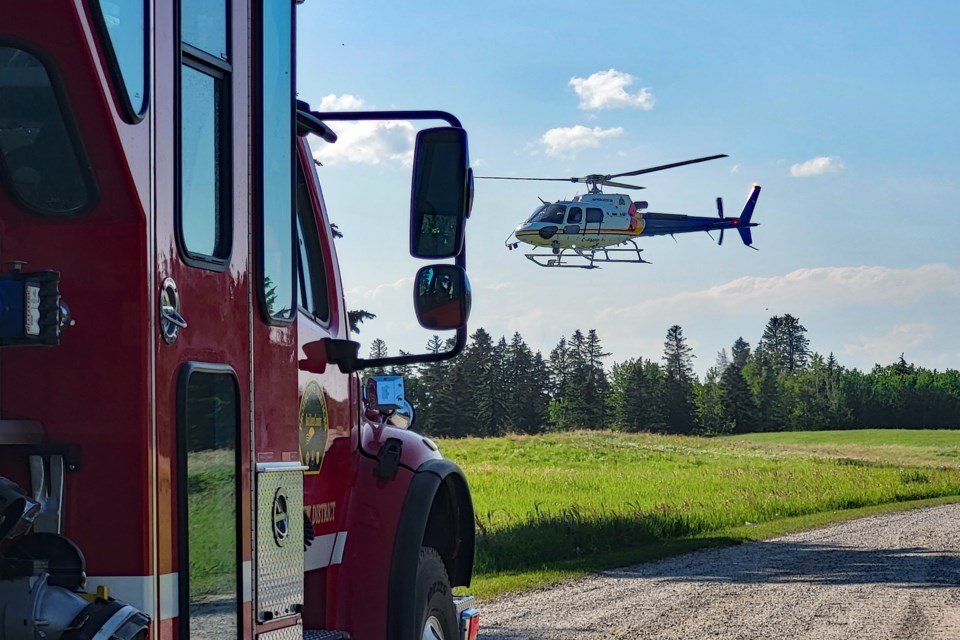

left=367, top=314, right=960, bottom=437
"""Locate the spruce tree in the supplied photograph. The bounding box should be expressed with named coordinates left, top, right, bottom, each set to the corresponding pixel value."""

left=662, top=325, right=696, bottom=434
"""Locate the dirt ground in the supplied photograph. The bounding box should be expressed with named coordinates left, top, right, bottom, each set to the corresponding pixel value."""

left=480, top=503, right=960, bottom=639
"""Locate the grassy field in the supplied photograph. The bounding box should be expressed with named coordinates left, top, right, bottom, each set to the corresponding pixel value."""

left=439, top=430, right=960, bottom=599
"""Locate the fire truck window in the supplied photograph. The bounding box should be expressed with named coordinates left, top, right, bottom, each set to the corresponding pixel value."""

left=180, top=369, right=240, bottom=640
left=179, top=64, right=230, bottom=260
left=296, top=168, right=330, bottom=323
left=586, top=207, right=604, bottom=224
left=181, top=0, right=228, bottom=61
left=257, top=0, right=295, bottom=323
left=91, top=0, right=147, bottom=118
left=0, top=47, right=94, bottom=215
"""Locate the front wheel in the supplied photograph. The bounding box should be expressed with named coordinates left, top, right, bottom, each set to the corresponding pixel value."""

left=416, top=547, right=457, bottom=640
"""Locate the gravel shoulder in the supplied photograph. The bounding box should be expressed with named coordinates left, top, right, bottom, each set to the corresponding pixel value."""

left=480, top=503, right=960, bottom=639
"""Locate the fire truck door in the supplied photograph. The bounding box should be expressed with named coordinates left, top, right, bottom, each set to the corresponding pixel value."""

left=154, top=12, right=254, bottom=639
left=293, top=157, right=357, bottom=591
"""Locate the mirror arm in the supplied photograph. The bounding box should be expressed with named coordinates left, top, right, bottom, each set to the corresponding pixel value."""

left=307, top=109, right=463, bottom=128
left=326, top=220, right=469, bottom=374
left=322, top=324, right=467, bottom=374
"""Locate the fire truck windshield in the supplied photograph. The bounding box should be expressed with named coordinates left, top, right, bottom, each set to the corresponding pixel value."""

left=0, top=46, right=94, bottom=215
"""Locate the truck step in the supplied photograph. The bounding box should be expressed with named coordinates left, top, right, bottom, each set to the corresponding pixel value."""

left=454, top=595, right=475, bottom=615
left=303, top=630, right=350, bottom=640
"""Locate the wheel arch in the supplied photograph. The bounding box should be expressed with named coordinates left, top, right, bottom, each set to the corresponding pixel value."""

left=387, top=458, right=475, bottom=639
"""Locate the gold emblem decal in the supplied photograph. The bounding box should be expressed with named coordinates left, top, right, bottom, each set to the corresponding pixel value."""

left=299, top=380, right=329, bottom=475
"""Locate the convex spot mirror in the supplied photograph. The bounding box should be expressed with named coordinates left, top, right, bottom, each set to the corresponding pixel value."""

left=410, top=127, right=473, bottom=259
left=364, top=375, right=416, bottom=429
left=413, top=264, right=471, bottom=331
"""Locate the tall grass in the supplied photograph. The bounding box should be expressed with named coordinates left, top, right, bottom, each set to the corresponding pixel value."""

left=439, top=430, right=960, bottom=591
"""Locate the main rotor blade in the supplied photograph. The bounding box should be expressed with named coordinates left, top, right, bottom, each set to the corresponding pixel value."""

left=601, top=180, right=646, bottom=190
left=608, top=154, right=728, bottom=179
left=475, top=176, right=581, bottom=183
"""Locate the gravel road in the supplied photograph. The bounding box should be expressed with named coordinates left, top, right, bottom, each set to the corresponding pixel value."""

left=480, top=503, right=960, bottom=639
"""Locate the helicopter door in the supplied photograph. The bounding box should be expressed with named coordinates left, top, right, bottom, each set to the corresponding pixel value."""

left=564, top=206, right=582, bottom=235
left=585, top=207, right=604, bottom=232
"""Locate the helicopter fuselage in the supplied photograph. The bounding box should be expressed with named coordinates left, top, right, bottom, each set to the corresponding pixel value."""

left=510, top=192, right=754, bottom=250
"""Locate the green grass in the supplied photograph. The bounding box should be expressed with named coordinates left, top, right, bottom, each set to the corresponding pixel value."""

left=187, top=449, right=238, bottom=598
left=438, top=430, right=960, bottom=600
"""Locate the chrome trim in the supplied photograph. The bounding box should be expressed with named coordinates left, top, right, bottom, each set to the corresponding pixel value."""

left=256, top=462, right=308, bottom=474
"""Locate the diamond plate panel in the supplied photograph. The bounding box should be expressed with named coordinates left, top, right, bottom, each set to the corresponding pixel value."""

left=256, top=623, right=350, bottom=640
left=304, top=630, right=350, bottom=640
left=256, top=466, right=304, bottom=622
left=256, top=622, right=302, bottom=640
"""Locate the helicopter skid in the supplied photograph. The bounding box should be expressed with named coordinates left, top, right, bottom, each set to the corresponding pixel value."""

left=524, top=242, right=650, bottom=269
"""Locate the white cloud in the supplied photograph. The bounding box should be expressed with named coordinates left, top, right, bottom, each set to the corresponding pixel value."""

left=601, top=264, right=960, bottom=321
left=569, top=69, right=655, bottom=111
left=843, top=323, right=935, bottom=361
left=577, top=263, right=959, bottom=374
left=790, top=156, right=844, bottom=177
left=537, top=125, right=624, bottom=157
left=346, top=277, right=414, bottom=303
left=311, top=94, right=416, bottom=166
left=318, top=94, right=364, bottom=110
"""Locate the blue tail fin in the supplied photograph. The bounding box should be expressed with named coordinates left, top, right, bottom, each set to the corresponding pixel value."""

left=737, top=184, right=761, bottom=246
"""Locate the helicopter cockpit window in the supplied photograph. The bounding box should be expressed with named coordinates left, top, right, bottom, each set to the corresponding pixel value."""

left=531, top=204, right=566, bottom=225
left=567, top=207, right=582, bottom=224
left=525, top=204, right=547, bottom=223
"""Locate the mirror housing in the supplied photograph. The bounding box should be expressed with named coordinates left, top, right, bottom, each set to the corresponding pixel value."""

left=293, top=108, right=472, bottom=375
left=410, top=127, right=472, bottom=259
left=413, top=264, right=471, bottom=331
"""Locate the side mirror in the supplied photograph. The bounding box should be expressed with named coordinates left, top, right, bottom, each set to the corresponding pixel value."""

left=410, top=127, right=472, bottom=259
left=413, top=264, right=471, bottom=331
left=364, top=375, right=416, bottom=429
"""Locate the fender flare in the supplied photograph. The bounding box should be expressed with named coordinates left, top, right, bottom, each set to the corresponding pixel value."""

left=387, top=458, right=475, bottom=639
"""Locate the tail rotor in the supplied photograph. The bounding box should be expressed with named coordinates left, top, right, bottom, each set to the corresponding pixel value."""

left=716, top=197, right=725, bottom=245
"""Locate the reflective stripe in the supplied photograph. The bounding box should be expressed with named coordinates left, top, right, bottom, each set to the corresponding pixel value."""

left=84, top=575, right=161, bottom=619
left=86, top=570, right=254, bottom=621
left=160, top=572, right=178, bottom=620
left=331, top=531, right=347, bottom=565
left=304, top=531, right=349, bottom=571
left=242, top=560, right=252, bottom=602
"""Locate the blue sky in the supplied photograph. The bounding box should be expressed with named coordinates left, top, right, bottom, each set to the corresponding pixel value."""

left=296, top=1, right=960, bottom=376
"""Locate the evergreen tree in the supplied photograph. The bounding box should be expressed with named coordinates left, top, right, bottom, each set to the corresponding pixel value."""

left=585, top=330, right=611, bottom=428
left=760, top=314, right=810, bottom=374
left=460, top=328, right=507, bottom=436
left=720, top=363, right=758, bottom=433
left=504, top=333, right=548, bottom=433
left=348, top=309, right=376, bottom=334
left=369, top=338, right=388, bottom=359
left=529, top=351, right=552, bottom=432
left=367, top=338, right=388, bottom=376
left=561, top=331, right=592, bottom=429
left=731, top=337, right=751, bottom=369
left=747, top=347, right=785, bottom=431
left=416, top=336, right=448, bottom=435
left=547, top=336, right=570, bottom=400
left=695, top=358, right=727, bottom=435
left=662, top=325, right=696, bottom=434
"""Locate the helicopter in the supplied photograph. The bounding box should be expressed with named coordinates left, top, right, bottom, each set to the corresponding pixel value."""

left=478, top=154, right=761, bottom=268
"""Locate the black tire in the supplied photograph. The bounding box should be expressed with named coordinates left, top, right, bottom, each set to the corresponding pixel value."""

left=415, top=547, right=458, bottom=640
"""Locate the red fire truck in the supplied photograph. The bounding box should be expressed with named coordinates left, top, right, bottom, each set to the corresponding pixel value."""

left=0, top=3, right=478, bottom=640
